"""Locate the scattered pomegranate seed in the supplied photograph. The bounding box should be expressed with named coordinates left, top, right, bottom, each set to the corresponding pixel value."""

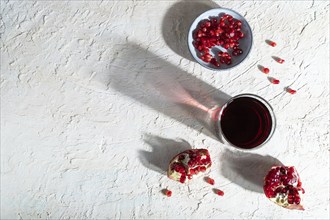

left=277, top=58, right=285, bottom=64
left=206, top=177, right=215, bottom=185
left=269, top=77, right=280, bottom=84
left=263, top=67, right=270, bottom=74
left=270, top=41, right=277, bottom=47
left=215, top=189, right=224, bottom=196
left=286, top=88, right=296, bottom=94
left=165, top=189, right=172, bottom=197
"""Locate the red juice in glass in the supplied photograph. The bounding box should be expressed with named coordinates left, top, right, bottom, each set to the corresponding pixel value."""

left=218, top=94, right=276, bottom=149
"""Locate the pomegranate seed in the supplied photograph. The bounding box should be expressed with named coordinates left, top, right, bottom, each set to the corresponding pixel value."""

left=263, top=67, right=270, bottom=74
left=269, top=41, right=277, bottom=47
left=163, top=189, right=172, bottom=197
left=215, top=189, right=224, bottom=196
left=294, top=197, right=301, bottom=204
left=223, top=43, right=230, bottom=49
left=269, top=77, right=280, bottom=84
left=206, top=177, right=215, bottom=185
left=283, top=179, right=290, bottom=185
left=297, top=181, right=302, bottom=187
left=225, top=59, right=232, bottom=65
left=277, top=58, right=285, bottom=64
left=222, top=52, right=230, bottom=57
left=234, top=48, right=243, bottom=56
left=202, top=48, right=209, bottom=54
left=286, top=88, right=296, bottom=94
left=228, top=28, right=235, bottom=33
left=280, top=175, right=288, bottom=181
left=199, top=166, right=207, bottom=172
left=275, top=187, right=283, bottom=193
left=210, top=58, right=220, bottom=67
left=237, top=31, right=244, bottom=38
left=179, top=176, right=185, bottom=183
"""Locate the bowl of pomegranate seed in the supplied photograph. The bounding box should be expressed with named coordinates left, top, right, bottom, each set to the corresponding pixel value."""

left=188, top=8, right=253, bottom=70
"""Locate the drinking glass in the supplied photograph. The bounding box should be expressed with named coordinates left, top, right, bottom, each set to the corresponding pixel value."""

left=216, top=93, right=276, bottom=150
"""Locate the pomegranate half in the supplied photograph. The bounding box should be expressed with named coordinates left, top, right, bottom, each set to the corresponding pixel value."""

left=167, top=149, right=212, bottom=184
left=264, top=166, right=305, bottom=210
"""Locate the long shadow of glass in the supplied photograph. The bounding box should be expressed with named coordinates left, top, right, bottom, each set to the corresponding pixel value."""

left=162, top=0, right=220, bottom=61
left=220, top=149, right=283, bottom=193
left=106, top=43, right=231, bottom=140
left=139, top=134, right=192, bottom=174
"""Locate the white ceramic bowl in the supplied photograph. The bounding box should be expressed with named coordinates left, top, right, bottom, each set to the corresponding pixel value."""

left=188, top=8, right=253, bottom=70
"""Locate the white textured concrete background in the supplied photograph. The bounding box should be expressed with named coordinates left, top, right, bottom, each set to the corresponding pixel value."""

left=1, top=0, right=329, bottom=219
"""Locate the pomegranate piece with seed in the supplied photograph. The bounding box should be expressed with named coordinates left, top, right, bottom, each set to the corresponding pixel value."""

left=167, top=149, right=212, bottom=184
left=264, top=166, right=305, bottom=210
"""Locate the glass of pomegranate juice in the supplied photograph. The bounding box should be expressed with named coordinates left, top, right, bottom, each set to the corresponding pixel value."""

left=217, top=94, right=276, bottom=150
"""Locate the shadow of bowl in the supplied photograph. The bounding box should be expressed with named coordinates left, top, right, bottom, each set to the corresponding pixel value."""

left=162, top=0, right=219, bottom=61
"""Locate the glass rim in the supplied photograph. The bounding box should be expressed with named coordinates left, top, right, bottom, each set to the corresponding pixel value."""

left=217, top=93, right=276, bottom=151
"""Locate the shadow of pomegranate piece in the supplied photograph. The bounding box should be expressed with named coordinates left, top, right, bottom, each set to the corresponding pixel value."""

left=139, top=134, right=192, bottom=174
left=220, top=149, right=283, bottom=193
left=162, top=0, right=220, bottom=61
